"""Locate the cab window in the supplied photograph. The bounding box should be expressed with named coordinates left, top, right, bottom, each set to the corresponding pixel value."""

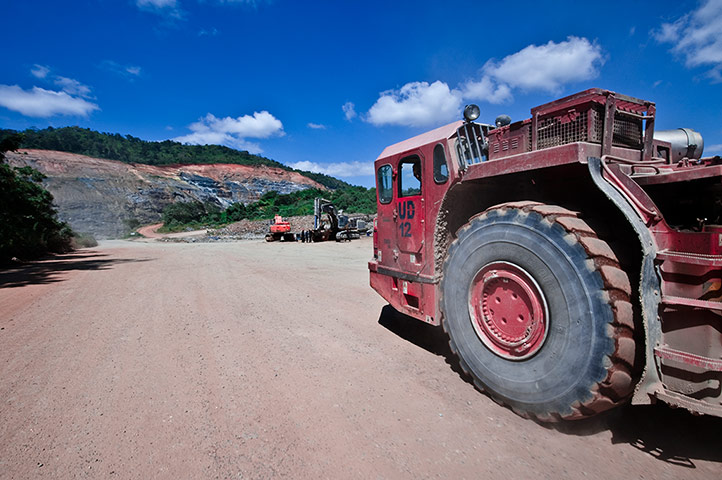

left=433, top=144, right=449, bottom=183
left=399, top=156, right=421, bottom=197
left=377, top=164, right=393, bottom=204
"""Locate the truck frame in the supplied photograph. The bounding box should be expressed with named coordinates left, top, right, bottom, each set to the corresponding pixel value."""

left=369, top=88, right=722, bottom=421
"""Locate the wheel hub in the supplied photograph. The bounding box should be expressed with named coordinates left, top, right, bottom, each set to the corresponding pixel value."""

left=468, top=262, right=548, bottom=360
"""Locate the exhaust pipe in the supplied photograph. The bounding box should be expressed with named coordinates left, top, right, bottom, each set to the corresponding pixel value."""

left=653, top=128, right=704, bottom=162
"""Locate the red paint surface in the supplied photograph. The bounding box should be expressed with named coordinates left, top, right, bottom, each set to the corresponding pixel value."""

left=469, top=262, right=548, bottom=360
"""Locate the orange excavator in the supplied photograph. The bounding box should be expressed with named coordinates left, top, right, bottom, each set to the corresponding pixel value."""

left=265, top=214, right=295, bottom=242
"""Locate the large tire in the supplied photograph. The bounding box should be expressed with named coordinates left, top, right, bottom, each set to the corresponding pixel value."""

left=440, top=202, right=636, bottom=421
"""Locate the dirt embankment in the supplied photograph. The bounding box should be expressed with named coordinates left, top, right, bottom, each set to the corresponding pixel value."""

left=0, top=240, right=720, bottom=479
left=5, top=149, right=325, bottom=239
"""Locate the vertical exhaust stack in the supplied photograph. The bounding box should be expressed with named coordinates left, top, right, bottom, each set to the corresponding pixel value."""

left=314, top=197, right=321, bottom=229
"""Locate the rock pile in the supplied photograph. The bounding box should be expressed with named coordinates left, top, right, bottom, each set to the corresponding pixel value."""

left=206, top=216, right=317, bottom=240
left=160, top=213, right=375, bottom=243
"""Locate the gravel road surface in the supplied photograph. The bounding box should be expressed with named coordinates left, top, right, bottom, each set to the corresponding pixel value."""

left=1, top=239, right=720, bottom=479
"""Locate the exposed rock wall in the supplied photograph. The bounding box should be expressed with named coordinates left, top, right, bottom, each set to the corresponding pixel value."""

left=6, top=149, right=324, bottom=239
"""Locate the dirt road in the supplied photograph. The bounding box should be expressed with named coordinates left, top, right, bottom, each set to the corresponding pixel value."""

left=135, top=223, right=208, bottom=240
left=135, top=223, right=164, bottom=238
left=1, top=239, right=720, bottom=479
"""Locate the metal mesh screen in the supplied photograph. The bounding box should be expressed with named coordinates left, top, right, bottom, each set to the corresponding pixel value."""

left=537, top=106, right=643, bottom=150
left=591, top=108, right=604, bottom=143
left=613, top=114, right=643, bottom=148
left=537, top=111, right=589, bottom=149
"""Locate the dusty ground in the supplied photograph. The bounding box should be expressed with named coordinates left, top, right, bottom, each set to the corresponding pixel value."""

left=0, top=238, right=720, bottom=479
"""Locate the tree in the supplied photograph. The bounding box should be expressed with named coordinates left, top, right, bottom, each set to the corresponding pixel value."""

left=0, top=133, right=73, bottom=262
left=161, top=201, right=222, bottom=227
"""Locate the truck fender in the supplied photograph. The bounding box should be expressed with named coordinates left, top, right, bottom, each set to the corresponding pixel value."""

left=586, top=156, right=663, bottom=405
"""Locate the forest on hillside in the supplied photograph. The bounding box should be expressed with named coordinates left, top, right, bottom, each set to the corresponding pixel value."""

left=0, top=126, right=353, bottom=190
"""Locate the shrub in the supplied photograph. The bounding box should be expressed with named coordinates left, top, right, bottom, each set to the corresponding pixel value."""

left=0, top=133, right=73, bottom=262
left=71, top=232, right=98, bottom=248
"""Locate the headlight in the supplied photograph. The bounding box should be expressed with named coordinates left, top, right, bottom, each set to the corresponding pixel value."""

left=463, top=104, right=480, bottom=122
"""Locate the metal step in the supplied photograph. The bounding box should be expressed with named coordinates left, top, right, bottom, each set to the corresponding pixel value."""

left=657, top=250, right=722, bottom=267
left=655, top=345, right=722, bottom=371
left=662, top=295, right=722, bottom=311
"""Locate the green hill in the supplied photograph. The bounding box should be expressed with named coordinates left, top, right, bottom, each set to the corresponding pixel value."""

left=0, top=126, right=354, bottom=190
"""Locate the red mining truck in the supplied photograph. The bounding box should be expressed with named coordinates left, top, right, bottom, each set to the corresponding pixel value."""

left=368, top=88, right=722, bottom=421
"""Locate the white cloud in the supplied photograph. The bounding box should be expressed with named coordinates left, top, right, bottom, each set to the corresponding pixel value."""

left=29, top=65, right=96, bottom=99
left=362, top=37, right=603, bottom=127
left=708, top=68, right=722, bottom=83
left=706, top=144, right=722, bottom=154
left=54, top=76, right=92, bottom=98
left=101, top=60, right=142, bottom=80
left=137, top=0, right=177, bottom=8
left=289, top=160, right=374, bottom=178
left=654, top=0, right=722, bottom=82
left=173, top=130, right=262, bottom=152
left=482, top=37, right=603, bottom=93
left=363, top=37, right=604, bottom=126
left=655, top=22, right=681, bottom=44
left=307, top=123, right=326, bottom=129
left=215, top=0, right=270, bottom=5
left=461, top=37, right=603, bottom=104
left=136, top=0, right=184, bottom=19
left=342, top=101, right=357, bottom=121
left=0, top=85, right=99, bottom=117
left=198, top=28, right=219, bottom=37
left=173, top=111, right=284, bottom=153
left=31, top=64, right=50, bottom=79
left=462, top=76, right=512, bottom=104
left=195, top=111, right=283, bottom=138
left=366, top=81, right=462, bottom=127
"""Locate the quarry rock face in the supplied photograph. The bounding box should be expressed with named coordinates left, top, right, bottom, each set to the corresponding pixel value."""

left=6, top=149, right=324, bottom=239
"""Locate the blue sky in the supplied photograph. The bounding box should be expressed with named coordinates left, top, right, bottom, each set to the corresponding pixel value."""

left=1, top=0, right=721, bottom=187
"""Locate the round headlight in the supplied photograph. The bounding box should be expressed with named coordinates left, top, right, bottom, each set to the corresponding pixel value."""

left=463, top=104, right=480, bottom=122
left=495, top=114, right=511, bottom=128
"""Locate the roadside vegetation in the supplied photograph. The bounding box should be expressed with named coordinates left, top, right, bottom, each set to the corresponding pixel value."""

left=1, top=134, right=71, bottom=262
left=160, top=187, right=376, bottom=232
left=1, top=133, right=99, bottom=263
left=1, top=126, right=351, bottom=190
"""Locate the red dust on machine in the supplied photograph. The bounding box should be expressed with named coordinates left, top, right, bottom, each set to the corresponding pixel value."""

left=369, top=88, right=722, bottom=421
left=265, top=214, right=295, bottom=242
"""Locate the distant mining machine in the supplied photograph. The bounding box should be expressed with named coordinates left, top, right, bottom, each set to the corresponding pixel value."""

left=311, top=197, right=359, bottom=242
left=265, top=214, right=295, bottom=242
